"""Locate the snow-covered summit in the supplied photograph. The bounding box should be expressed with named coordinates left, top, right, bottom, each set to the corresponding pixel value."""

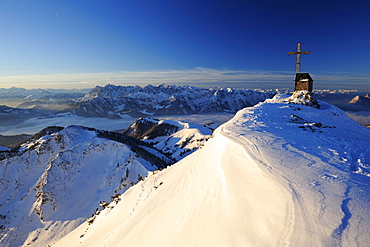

left=55, top=94, right=370, bottom=247
left=348, top=94, right=370, bottom=106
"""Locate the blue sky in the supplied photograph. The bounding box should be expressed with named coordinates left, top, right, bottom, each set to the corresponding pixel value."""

left=0, top=0, right=369, bottom=91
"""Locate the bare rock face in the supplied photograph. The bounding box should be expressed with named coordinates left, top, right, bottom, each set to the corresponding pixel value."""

left=287, top=91, right=320, bottom=108
left=122, top=118, right=179, bottom=140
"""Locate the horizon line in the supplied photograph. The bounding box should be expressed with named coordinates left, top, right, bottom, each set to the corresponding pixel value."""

left=0, top=67, right=368, bottom=92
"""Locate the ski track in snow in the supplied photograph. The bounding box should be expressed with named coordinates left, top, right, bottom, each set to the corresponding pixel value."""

left=332, top=186, right=352, bottom=241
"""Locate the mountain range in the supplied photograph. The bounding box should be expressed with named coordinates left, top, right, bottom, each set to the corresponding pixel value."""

left=2, top=85, right=369, bottom=138
left=73, top=84, right=274, bottom=118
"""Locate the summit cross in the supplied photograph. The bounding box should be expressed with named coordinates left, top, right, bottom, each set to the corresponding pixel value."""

left=288, top=42, right=310, bottom=74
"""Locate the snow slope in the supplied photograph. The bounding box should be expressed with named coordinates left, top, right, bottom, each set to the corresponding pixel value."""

left=54, top=94, right=370, bottom=246
left=0, top=126, right=156, bottom=247
left=0, top=146, right=9, bottom=151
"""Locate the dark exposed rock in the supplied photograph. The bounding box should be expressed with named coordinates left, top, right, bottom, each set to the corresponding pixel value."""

left=122, top=118, right=179, bottom=140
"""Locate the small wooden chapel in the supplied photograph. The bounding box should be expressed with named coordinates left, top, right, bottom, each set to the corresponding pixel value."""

left=288, top=42, right=313, bottom=92
left=294, top=73, right=313, bottom=92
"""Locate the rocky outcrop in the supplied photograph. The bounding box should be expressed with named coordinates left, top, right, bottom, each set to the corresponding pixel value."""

left=287, top=91, right=320, bottom=108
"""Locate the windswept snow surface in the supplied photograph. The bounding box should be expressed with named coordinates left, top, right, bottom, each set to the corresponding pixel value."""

left=52, top=94, right=369, bottom=246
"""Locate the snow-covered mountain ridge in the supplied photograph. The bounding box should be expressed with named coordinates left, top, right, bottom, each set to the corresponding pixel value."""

left=0, top=125, right=160, bottom=247
left=0, top=105, right=36, bottom=125
left=54, top=94, right=370, bottom=247
left=73, top=84, right=274, bottom=117
left=349, top=94, right=370, bottom=106
left=123, top=118, right=213, bottom=161
left=0, top=118, right=215, bottom=246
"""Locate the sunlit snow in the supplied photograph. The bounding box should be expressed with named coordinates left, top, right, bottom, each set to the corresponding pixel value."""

left=52, top=94, right=370, bottom=247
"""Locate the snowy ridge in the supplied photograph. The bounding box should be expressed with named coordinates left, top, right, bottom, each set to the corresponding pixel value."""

left=0, top=106, right=42, bottom=134
left=0, top=105, right=36, bottom=124
left=124, top=118, right=214, bottom=161
left=54, top=94, right=370, bottom=247
left=74, top=84, right=273, bottom=118
left=0, top=105, right=32, bottom=116
left=0, top=126, right=156, bottom=247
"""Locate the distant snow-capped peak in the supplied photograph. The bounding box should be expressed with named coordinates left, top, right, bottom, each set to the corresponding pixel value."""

left=75, top=84, right=274, bottom=118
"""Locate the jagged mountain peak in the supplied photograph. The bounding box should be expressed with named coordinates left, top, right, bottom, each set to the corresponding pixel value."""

left=75, top=84, right=274, bottom=118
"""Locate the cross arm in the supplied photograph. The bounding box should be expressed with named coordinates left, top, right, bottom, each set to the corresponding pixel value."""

left=287, top=51, right=311, bottom=55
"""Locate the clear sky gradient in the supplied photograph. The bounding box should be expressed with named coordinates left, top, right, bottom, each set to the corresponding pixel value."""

left=0, top=0, right=369, bottom=91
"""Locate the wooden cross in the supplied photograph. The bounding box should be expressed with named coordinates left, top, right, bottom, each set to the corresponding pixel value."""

left=288, top=42, right=310, bottom=74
